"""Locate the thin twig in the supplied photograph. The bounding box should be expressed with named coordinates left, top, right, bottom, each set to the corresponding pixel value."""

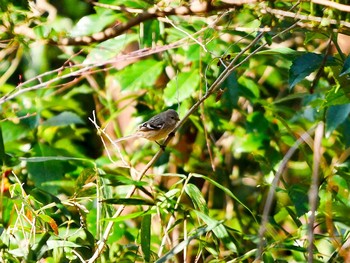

left=307, top=122, right=324, bottom=262
left=88, top=110, right=129, bottom=167
left=263, top=6, right=350, bottom=29
left=0, top=37, right=195, bottom=106
left=164, top=16, right=210, bottom=54
left=311, top=0, right=350, bottom=12
left=255, top=126, right=316, bottom=261
left=158, top=174, right=192, bottom=256
left=87, top=150, right=163, bottom=263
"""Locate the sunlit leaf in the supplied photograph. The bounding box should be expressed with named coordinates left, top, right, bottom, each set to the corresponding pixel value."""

left=164, top=69, right=199, bottom=106
left=185, top=183, right=209, bottom=215
left=194, top=210, right=237, bottom=252
left=105, top=210, right=156, bottom=223
left=323, top=87, right=350, bottom=108
left=191, top=173, right=256, bottom=222
left=115, top=59, right=164, bottom=91
left=70, top=11, right=119, bottom=37
left=84, top=34, right=138, bottom=64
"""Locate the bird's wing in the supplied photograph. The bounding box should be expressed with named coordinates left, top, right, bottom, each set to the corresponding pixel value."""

left=138, top=115, right=165, bottom=131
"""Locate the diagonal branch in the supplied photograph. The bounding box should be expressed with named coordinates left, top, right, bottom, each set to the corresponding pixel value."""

left=52, top=2, right=241, bottom=46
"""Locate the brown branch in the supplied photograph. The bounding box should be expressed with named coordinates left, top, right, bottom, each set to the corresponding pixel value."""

left=311, top=0, right=350, bottom=13
left=52, top=3, right=240, bottom=46
left=0, top=38, right=190, bottom=105
left=263, top=6, right=350, bottom=30
left=54, top=1, right=350, bottom=46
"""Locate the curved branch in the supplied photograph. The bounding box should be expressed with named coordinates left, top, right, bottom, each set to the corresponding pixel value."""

left=52, top=3, right=239, bottom=46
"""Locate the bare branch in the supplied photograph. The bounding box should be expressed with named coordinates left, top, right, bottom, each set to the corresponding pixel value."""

left=52, top=3, right=240, bottom=46
left=311, top=0, right=350, bottom=13
left=307, top=122, right=324, bottom=262
left=0, top=38, right=191, bottom=105
left=256, top=126, right=316, bottom=260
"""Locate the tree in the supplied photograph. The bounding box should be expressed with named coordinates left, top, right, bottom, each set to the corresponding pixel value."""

left=1, top=0, right=350, bottom=262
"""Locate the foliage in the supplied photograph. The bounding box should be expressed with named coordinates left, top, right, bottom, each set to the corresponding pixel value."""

left=1, top=0, right=350, bottom=262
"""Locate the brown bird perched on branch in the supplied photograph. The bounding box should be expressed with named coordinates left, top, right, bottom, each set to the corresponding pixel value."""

left=114, top=109, right=180, bottom=146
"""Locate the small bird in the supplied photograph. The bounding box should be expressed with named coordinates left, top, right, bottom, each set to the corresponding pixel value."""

left=114, top=109, right=180, bottom=146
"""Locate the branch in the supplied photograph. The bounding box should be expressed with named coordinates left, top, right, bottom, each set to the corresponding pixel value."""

left=311, top=0, right=350, bottom=13
left=51, top=2, right=241, bottom=46
left=263, top=6, right=350, bottom=30
left=0, top=38, right=190, bottom=105
left=307, top=122, right=324, bottom=262
left=255, top=126, right=316, bottom=260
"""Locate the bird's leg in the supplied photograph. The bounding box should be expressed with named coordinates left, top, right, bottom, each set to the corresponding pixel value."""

left=155, top=141, right=166, bottom=151
left=155, top=132, right=176, bottom=150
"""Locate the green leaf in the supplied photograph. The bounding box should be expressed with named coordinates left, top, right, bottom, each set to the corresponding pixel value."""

left=185, top=184, right=209, bottom=215
left=2, top=119, right=34, bottom=144
left=142, top=20, right=161, bottom=47
left=105, top=210, right=156, bottom=223
left=288, top=185, right=309, bottom=217
left=42, top=111, right=85, bottom=127
left=21, top=156, right=92, bottom=163
left=164, top=69, right=199, bottom=106
left=191, top=173, right=257, bottom=222
left=323, top=87, right=350, bottom=107
left=289, top=53, right=337, bottom=89
left=103, top=0, right=150, bottom=9
left=101, top=174, right=148, bottom=187
left=263, top=251, right=275, bottom=263
left=26, top=144, right=73, bottom=193
left=0, top=125, right=6, bottom=165
left=70, top=11, right=119, bottom=37
left=141, top=214, right=151, bottom=262
left=246, top=112, right=269, bottom=133
left=0, top=197, right=17, bottom=226
left=257, top=47, right=300, bottom=59
left=238, top=76, right=260, bottom=100
left=304, top=32, right=328, bottom=44
left=84, top=34, right=138, bottom=64
left=102, top=198, right=154, bottom=206
left=340, top=56, right=350, bottom=76
left=194, top=210, right=237, bottom=252
left=326, top=104, right=350, bottom=135
left=236, top=133, right=267, bottom=152
left=115, top=59, right=164, bottom=91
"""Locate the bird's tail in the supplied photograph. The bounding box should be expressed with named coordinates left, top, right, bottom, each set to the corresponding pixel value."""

left=114, top=134, right=139, bottom=143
